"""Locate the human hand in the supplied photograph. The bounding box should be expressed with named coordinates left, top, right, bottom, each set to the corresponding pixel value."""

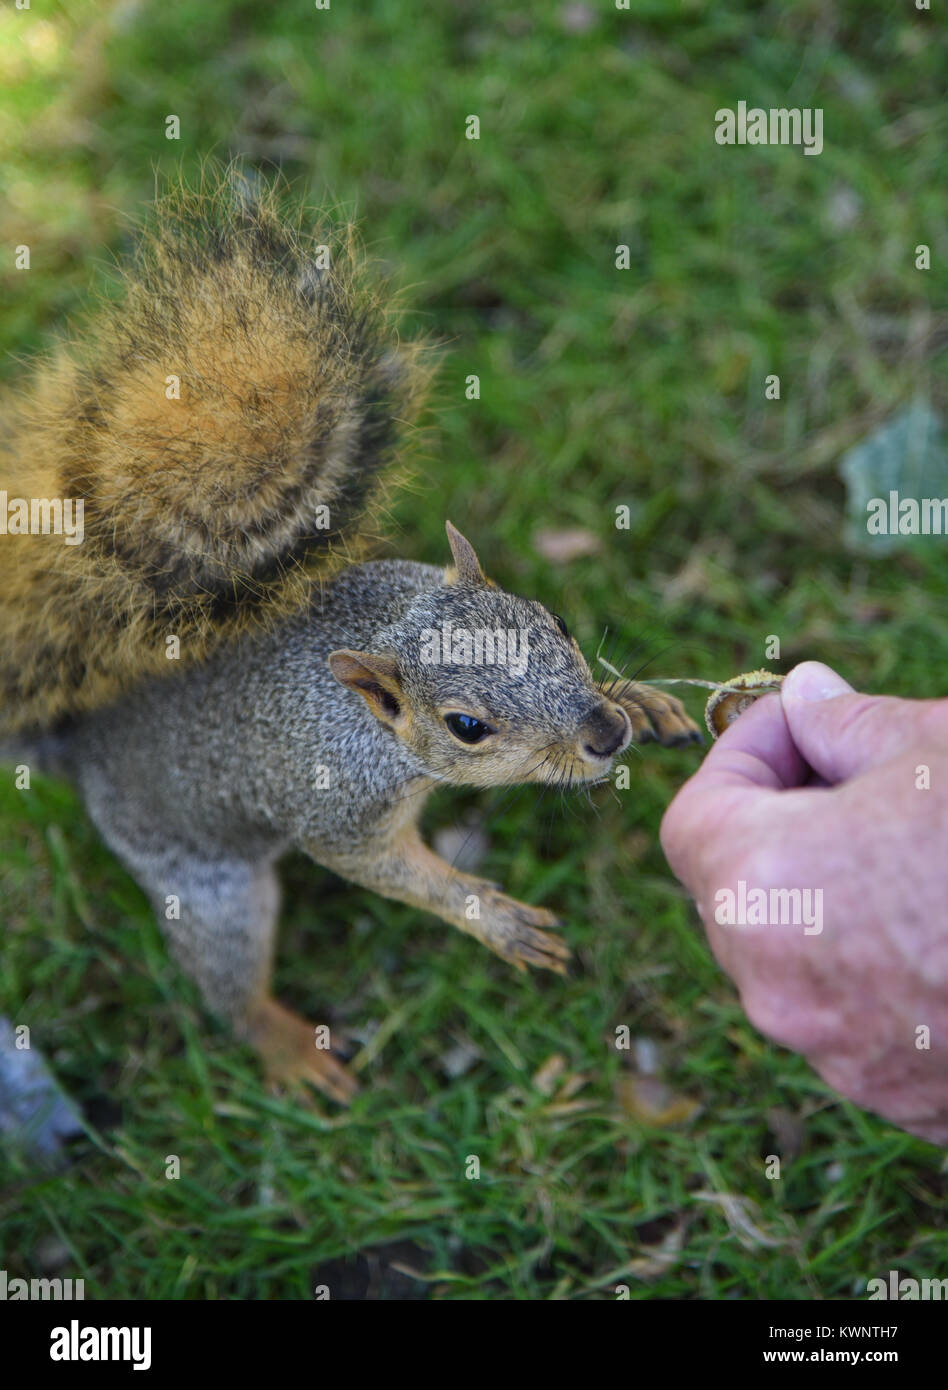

left=660, top=661, right=948, bottom=1145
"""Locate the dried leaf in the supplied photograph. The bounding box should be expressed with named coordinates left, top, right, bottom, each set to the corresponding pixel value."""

left=693, top=1190, right=785, bottom=1250
left=533, top=1053, right=567, bottom=1095
left=615, top=1075, right=701, bottom=1126
left=625, top=1219, right=688, bottom=1281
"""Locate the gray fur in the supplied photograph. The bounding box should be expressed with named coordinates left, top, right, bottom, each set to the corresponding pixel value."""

left=54, top=556, right=613, bottom=1028
left=9, top=546, right=698, bottom=1094
left=70, top=557, right=612, bottom=857
left=73, top=561, right=442, bottom=856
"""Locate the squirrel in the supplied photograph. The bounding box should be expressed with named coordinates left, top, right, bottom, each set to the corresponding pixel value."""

left=1, top=171, right=701, bottom=1102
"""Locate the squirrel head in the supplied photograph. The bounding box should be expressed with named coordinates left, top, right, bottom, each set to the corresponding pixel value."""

left=329, top=522, right=635, bottom=789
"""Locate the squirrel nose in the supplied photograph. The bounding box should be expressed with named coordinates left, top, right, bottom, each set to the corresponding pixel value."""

left=581, top=704, right=630, bottom=759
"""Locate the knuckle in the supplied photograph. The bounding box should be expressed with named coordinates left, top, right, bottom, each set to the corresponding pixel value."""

left=740, top=986, right=819, bottom=1054
left=831, top=692, right=898, bottom=745
left=916, top=696, right=948, bottom=749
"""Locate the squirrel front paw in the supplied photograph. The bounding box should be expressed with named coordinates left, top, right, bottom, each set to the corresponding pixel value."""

left=467, top=890, right=571, bottom=976
left=603, top=681, right=703, bottom=748
left=244, top=997, right=358, bottom=1105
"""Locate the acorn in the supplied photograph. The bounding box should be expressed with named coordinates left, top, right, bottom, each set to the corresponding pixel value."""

left=704, top=669, right=783, bottom=739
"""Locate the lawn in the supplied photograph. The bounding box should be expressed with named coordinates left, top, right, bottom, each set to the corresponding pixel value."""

left=1, top=0, right=946, bottom=1299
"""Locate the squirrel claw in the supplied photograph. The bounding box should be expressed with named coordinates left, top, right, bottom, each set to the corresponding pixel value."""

left=477, top=893, right=572, bottom=976
left=504, top=940, right=570, bottom=976
left=602, top=681, right=704, bottom=749
left=245, top=997, right=359, bottom=1105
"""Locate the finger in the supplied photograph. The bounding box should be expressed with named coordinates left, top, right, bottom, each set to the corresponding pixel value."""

left=660, top=692, right=808, bottom=883
left=701, top=688, right=809, bottom=791
left=780, top=661, right=948, bottom=784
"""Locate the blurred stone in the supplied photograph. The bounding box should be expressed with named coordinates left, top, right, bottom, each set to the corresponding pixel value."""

left=34, top=1236, right=72, bottom=1273
left=440, top=1040, right=481, bottom=1079
left=0, top=1017, right=83, bottom=1163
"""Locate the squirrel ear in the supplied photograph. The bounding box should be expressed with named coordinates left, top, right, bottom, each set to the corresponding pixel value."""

left=444, top=520, right=488, bottom=586
left=328, top=650, right=405, bottom=730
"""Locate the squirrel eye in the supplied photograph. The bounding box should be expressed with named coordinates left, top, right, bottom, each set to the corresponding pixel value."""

left=444, top=712, right=492, bottom=744
left=552, top=613, right=569, bottom=639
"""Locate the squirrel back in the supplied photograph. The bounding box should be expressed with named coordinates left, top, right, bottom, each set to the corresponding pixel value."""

left=0, top=170, right=431, bottom=735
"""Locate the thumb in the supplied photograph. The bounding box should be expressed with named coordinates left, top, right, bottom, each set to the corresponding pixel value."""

left=780, top=661, right=926, bottom=784
left=660, top=689, right=806, bottom=886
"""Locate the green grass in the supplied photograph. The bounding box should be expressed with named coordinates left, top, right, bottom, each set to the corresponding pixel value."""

left=1, top=0, right=946, bottom=1299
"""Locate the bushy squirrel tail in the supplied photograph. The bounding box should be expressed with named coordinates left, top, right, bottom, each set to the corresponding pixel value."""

left=0, top=167, right=432, bottom=735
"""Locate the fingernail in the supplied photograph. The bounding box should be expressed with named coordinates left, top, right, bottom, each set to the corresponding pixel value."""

left=782, top=661, right=854, bottom=703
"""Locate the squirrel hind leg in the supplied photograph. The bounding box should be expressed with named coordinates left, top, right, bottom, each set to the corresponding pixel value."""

left=242, top=997, right=358, bottom=1105
left=133, top=853, right=354, bottom=1105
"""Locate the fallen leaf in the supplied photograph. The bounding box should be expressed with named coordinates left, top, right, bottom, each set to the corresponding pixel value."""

left=625, top=1218, right=688, bottom=1281
left=533, top=1053, right=567, bottom=1095
left=558, top=1071, right=591, bottom=1100
left=692, top=1190, right=785, bottom=1249
left=543, top=1099, right=598, bottom=1117
left=615, top=1075, right=701, bottom=1126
